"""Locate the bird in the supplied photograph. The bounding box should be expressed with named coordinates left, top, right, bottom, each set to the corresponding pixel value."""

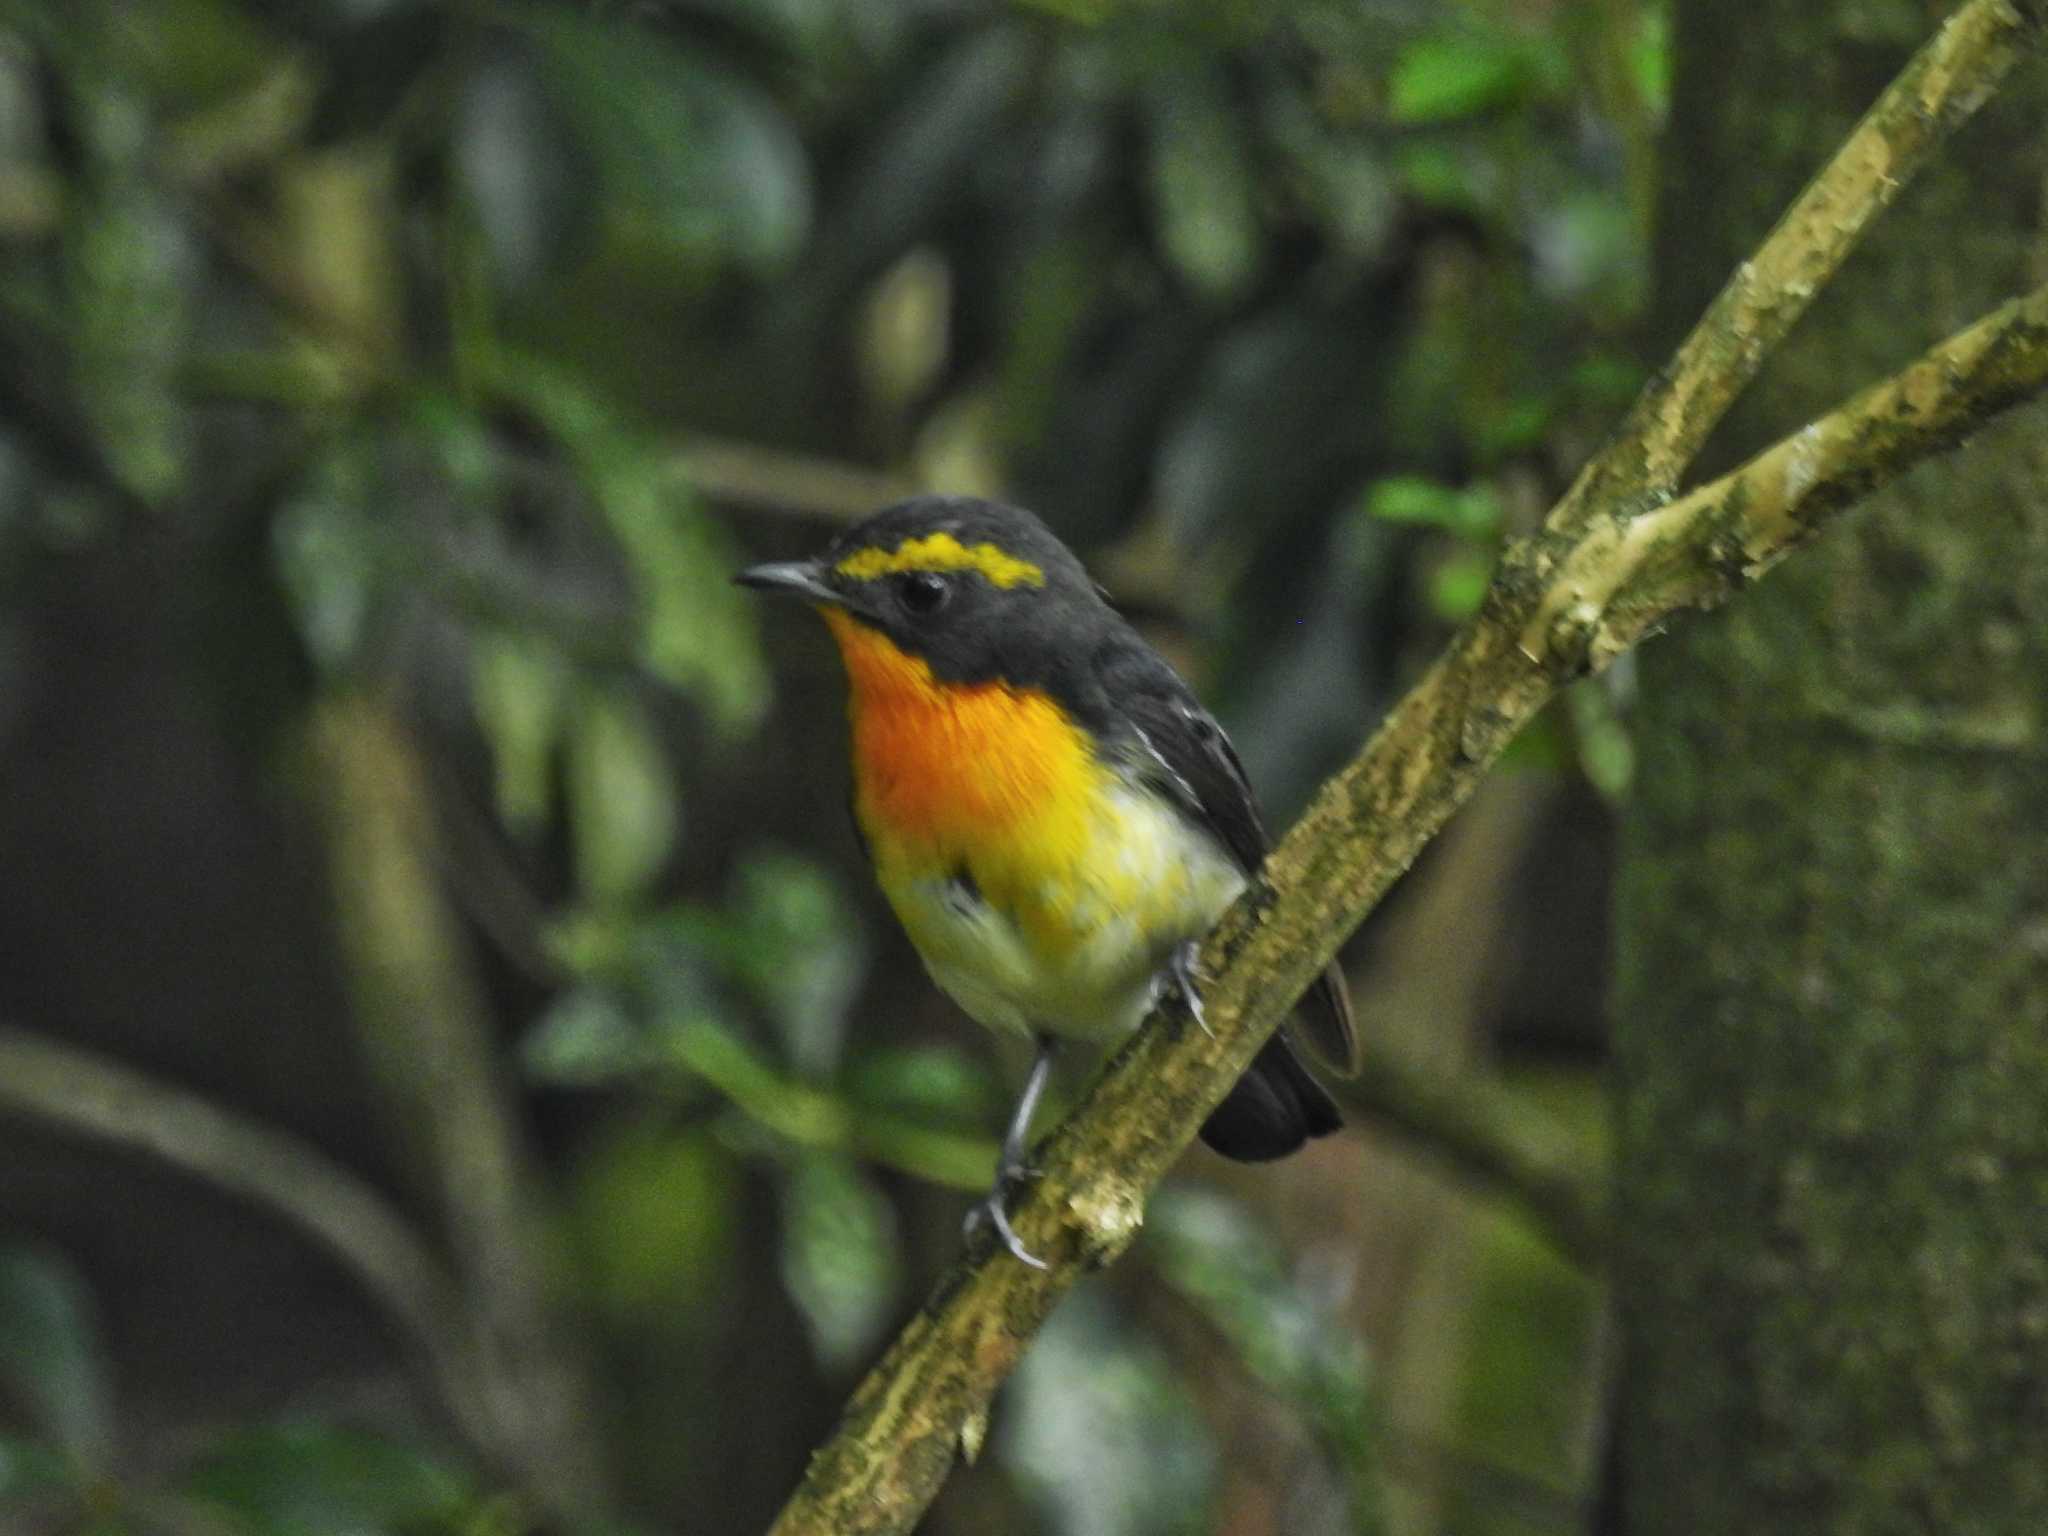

left=736, top=495, right=1355, bottom=1266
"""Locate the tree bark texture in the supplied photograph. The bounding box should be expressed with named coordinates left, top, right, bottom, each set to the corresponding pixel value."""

left=1615, top=3, right=2048, bottom=1531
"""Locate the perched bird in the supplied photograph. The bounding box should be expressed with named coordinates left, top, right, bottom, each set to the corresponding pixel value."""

left=737, top=496, right=1354, bottom=1265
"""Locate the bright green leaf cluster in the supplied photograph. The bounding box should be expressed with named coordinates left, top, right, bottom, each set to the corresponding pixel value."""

left=1363, top=474, right=1503, bottom=539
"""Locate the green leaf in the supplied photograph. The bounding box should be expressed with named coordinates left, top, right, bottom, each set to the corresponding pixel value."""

left=1475, top=395, right=1555, bottom=458
left=521, top=986, right=645, bottom=1087
left=472, top=629, right=568, bottom=836
left=545, top=901, right=733, bottom=1024
left=1569, top=352, right=1649, bottom=410
left=1393, top=142, right=1486, bottom=213
left=271, top=440, right=379, bottom=673
left=1428, top=546, right=1495, bottom=621
left=1389, top=35, right=1528, bottom=123
left=846, top=1045, right=998, bottom=1129
left=484, top=351, right=769, bottom=730
left=63, top=78, right=193, bottom=503
left=1364, top=475, right=1501, bottom=540
left=778, top=1155, right=902, bottom=1369
left=569, top=1124, right=736, bottom=1320
left=1499, top=707, right=1572, bottom=775
left=1145, top=65, right=1259, bottom=297
left=519, top=9, right=810, bottom=273
left=1569, top=677, right=1635, bottom=799
left=452, top=40, right=595, bottom=289
left=0, top=1245, right=112, bottom=1467
left=724, top=854, right=864, bottom=1076
left=182, top=1423, right=474, bottom=1536
left=1001, top=1293, right=1215, bottom=1536
left=566, top=687, right=677, bottom=904
left=620, top=913, right=734, bottom=1026
left=69, top=0, right=279, bottom=113
left=1444, top=1196, right=1604, bottom=1520
left=628, top=857, right=864, bottom=1076
left=1365, top=475, right=1456, bottom=529
left=1630, top=7, right=1672, bottom=120
left=1147, top=1189, right=1381, bottom=1529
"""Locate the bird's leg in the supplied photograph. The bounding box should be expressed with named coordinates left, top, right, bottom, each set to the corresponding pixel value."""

left=964, top=1033, right=1058, bottom=1269
left=1155, top=938, right=1212, bottom=1039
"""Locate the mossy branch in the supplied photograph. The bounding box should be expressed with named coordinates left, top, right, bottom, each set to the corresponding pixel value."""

left=767, top=8, right=2047, bottom=1527
left=1538, top=0, right=2042, bottom=544
left=1517, top=280, right=2048, bottom=675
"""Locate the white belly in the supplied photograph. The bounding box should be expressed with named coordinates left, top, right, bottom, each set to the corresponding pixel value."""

left=886, top=782, right=1247, bottom=1042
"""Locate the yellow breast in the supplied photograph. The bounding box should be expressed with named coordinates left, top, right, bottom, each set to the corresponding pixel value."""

left=820, top=609, right=1245, bottom=1037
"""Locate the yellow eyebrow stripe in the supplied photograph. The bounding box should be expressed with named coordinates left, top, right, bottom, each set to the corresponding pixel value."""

left=832, top=533, right=1045, bottom=589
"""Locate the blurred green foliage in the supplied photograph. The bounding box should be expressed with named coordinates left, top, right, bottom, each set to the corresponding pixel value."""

left=0, top=0, right=1654, bottom=1529
left=0, top=1246, right=113, bottom=1474
left=1150, top=1190, right=1384, bottom=1533
left=184, top=1424, right=485, bottom=1536
left=0, top=1241, right=538, bottom=1536
left=1004, top=1292, right=1216, bottom=1536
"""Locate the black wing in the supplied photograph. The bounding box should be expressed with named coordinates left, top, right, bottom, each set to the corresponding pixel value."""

left=1094, top=633, right=1358, bottom=1075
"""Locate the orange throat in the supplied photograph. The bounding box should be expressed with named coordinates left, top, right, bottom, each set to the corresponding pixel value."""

left=819, top=607, right=1099, bottom=861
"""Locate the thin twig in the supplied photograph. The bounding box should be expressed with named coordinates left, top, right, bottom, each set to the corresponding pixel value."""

left=0, top=1023, right=496, bottom=1452
left=663, top=438, right=914, bottom=525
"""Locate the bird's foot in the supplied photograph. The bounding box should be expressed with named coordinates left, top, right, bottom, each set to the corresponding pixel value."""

left=963, top=1160, right=1048, bottom=1270
left=1155, top=938, right=1213, bottom=1040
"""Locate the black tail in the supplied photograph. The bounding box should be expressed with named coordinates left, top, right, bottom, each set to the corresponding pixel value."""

left=1198, top=1034, right=1343, bottom=1162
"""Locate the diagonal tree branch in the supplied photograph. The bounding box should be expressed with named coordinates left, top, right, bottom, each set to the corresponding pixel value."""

left=767, top=0, right=2048, bottom=1502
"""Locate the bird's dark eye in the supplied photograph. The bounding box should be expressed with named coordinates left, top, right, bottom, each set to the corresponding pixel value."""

left=894, top=570, right=951, bottom=615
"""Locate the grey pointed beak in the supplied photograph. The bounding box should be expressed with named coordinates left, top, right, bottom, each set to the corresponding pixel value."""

left=734, top=559, right=841, bottom=605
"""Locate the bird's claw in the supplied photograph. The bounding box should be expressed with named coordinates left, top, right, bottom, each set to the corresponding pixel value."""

left=963, top=1168, right=1048, bottom=1270
left=1161, top=939, right=1212, bottom=1039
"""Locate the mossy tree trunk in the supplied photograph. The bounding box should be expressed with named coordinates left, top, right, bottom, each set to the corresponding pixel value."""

left=1613, top=2, right=2048, bottom=1530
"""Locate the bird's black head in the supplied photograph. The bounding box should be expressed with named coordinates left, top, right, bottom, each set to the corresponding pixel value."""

left=735, top=496, right=1119, bottom=696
